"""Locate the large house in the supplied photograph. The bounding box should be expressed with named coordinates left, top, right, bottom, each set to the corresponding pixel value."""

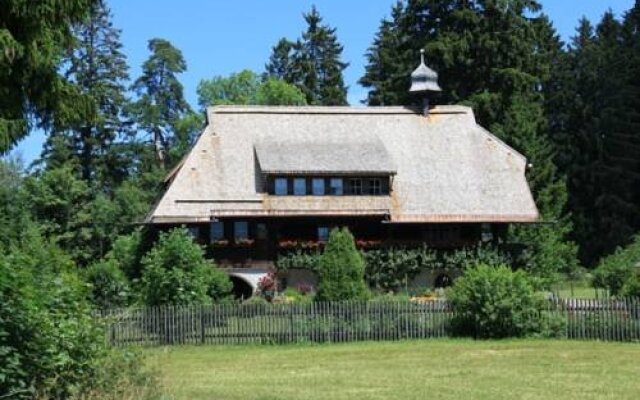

left=146, top=55, right=538, bottom=296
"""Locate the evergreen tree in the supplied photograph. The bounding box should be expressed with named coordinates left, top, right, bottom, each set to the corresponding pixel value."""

left=130, top=38, right=191, bottom=166
left=547, top=9, right=640, bottom=265
left=264, top=38, right=295, bottom=82
left=316, top=228, right=369, bottom=301
left=0, top=0, right=98, bottom=153
left=41, top=0, right=130, bottom=188
left=265, top=6, right=348, bottom=105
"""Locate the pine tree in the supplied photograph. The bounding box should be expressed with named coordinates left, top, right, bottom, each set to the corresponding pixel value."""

left=0, top=0, right=98, bottom=153
left=41, top=0, right=130, bottom=189
left=265, top=6, right=349, bottom=105
left=130, top=38, right=191, bottom=166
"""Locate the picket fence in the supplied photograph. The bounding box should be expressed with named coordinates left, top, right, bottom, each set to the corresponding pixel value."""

left=99, top=298, right=640, bottom=347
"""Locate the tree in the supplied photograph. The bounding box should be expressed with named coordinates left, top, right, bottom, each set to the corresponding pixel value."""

left=41, top=0, right=130, bottom=187
left=130, top=38, right=191, bottom=166
left=316, top=228, right=368, bottom=301
left=140, top=228, right=231, bottom=306
left=0, top=0, right=98, bottom=153
left=546, top=9, right=640, bottom=266
left=197, top=70, right=307, bottom=108
left=265, top=6, right=349, bottom=105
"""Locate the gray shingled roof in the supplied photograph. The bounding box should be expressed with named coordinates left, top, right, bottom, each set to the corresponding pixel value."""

left=148, top=105, right=539, bottom=223
left=255, top=137, right=396, bottom=175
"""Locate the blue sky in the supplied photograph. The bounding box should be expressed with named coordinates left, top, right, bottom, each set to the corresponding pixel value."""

left=12, top=0, right=635, bottom=163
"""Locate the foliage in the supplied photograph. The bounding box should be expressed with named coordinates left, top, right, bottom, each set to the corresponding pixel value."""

left=281, top=287, right=314, bottom=304
left=316, top=228, right=369, bottom=301
left=277, top=244, right=509, bottom=291
left=85, top=259, right=131, bottom=309
left=448, top=264, right=546, bottom=339
left=106, top=230, right=147, bottom=280
left=265, top=6, right=348, bottom=105
left=0, top=0, right=98, bottom=153
left=622, top=274, right=640, bottom=298
left=80, top=349, right=164, bottom=400
left=0, top=247, right=105, bottom=399
left=546, top=7, right=640, bottom=266
left=130, top=38, right=192, bottom=165
left=197, top=69, right=306, bottom=108
left=592, top=234, right=640, bottom=296
left=40, top=0, right=131, bottom=188
left=140, top=228, right=232, bottom=306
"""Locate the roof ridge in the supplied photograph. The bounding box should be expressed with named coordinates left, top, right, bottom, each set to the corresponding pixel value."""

left=207, top=105, right=472, bottom=116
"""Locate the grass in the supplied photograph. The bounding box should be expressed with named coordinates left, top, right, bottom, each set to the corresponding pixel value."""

left=147, top=339, right=640, bottom=400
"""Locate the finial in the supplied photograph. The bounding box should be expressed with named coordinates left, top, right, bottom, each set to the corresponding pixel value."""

left=420, top=49, right=425, bottom=65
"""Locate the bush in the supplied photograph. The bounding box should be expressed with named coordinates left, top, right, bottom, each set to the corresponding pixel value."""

left=140, top=227, right=232, bottom=305
left=622, top=274, right=640, bottom=298
left=593, top=234, right=640, bottom=296
left=282, top=286, right=314, bottom=304
left=448, top=264, right=545, bottom=339
left=0, top=250, right=105, bottom=399
left=316, top=228, right=369, bottom=301
left=85, top=259, right=131, bottom=309
left=107, top=230, right=147, bottom=280
left=593, top=260, right=635, bottom=296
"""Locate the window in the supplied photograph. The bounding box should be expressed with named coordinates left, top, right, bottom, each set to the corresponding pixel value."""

left=234, top=221, right=249, bottom=241
left=329, top=178, right=343, bottom=195
left=318, top=227, right=330, bottom=242
left=369, top=178, right=381, bottom=195
left=274, top=177, right=288, bottom=195
left=349, top=178, right=362, bottom=195
left=293, top=178, right=306, bottom=195
left=210, top=221, right=224, bottom=240
left=312, top=178, right=325, bottom=195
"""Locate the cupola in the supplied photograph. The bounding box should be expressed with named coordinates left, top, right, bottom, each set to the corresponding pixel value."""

left=409, top=49, right=441, bottom=115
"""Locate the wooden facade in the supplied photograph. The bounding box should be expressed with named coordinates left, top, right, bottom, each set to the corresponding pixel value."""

left=159, top=218, right=508, bottom=268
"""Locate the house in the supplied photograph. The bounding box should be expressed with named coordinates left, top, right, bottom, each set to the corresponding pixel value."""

left=146, top=54, right=538, bottom=296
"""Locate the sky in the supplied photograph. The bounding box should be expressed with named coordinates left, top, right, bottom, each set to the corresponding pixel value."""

left=12, top=0, right=636, bottom=163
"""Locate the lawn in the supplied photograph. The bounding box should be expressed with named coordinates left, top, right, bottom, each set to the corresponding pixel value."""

left=147, top=339, right=640, bottom=400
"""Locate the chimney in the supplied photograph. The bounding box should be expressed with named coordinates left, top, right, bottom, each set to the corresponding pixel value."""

left=409, top=49, right=442, bottom=116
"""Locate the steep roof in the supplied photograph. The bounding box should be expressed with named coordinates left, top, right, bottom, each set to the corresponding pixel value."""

left=148, top=105, right=539, bottom=223
left=255, top=136, right=396, bottom=175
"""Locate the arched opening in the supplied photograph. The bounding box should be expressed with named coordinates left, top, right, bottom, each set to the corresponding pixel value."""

left=434, top=273, right=453, bottom=289
left=229, top=276, right=254, bottom=300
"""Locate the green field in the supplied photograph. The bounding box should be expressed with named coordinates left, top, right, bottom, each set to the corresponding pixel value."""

left=147, top=339, right=640, bottom=400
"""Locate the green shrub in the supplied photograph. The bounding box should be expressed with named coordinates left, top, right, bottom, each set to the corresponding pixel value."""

left=282, top=286, right=314, bottom=304
left=85, top=259, right=131, bottom=309
left=316, top=228, right=369, bottom=301
left=593, top=235, right=640, bottom=296
left=0, top=251, right=105, bottom=399
left=107, top=230, right=147, bottom=280
left=448, top=264, right=545, bottom=339
left=140, top=227, right=232, bottom=305
left=363, top=246, right=436, bottom=291
left=622, top=274, right=640, bottom=298
left=593, top=260, right=635, bottom=296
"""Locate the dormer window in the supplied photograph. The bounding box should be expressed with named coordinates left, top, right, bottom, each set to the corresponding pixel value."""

left=312, top=178, right=325, bottom=195
left=348, top=178, right=362, bottom=195
left=369, top=178, right=381, bottom=195
left=293, top=178, right=306, bottom=195
left=330, top=178, right=343, bottom=195
left=275, top=178, right=288, bottom=195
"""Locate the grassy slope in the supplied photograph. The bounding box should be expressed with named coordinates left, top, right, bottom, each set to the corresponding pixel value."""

left=148, top=340, right=640, bottom=400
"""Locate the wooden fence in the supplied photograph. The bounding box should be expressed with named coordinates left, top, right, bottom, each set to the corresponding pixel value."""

left=99, top=298, right=640, bottom=347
